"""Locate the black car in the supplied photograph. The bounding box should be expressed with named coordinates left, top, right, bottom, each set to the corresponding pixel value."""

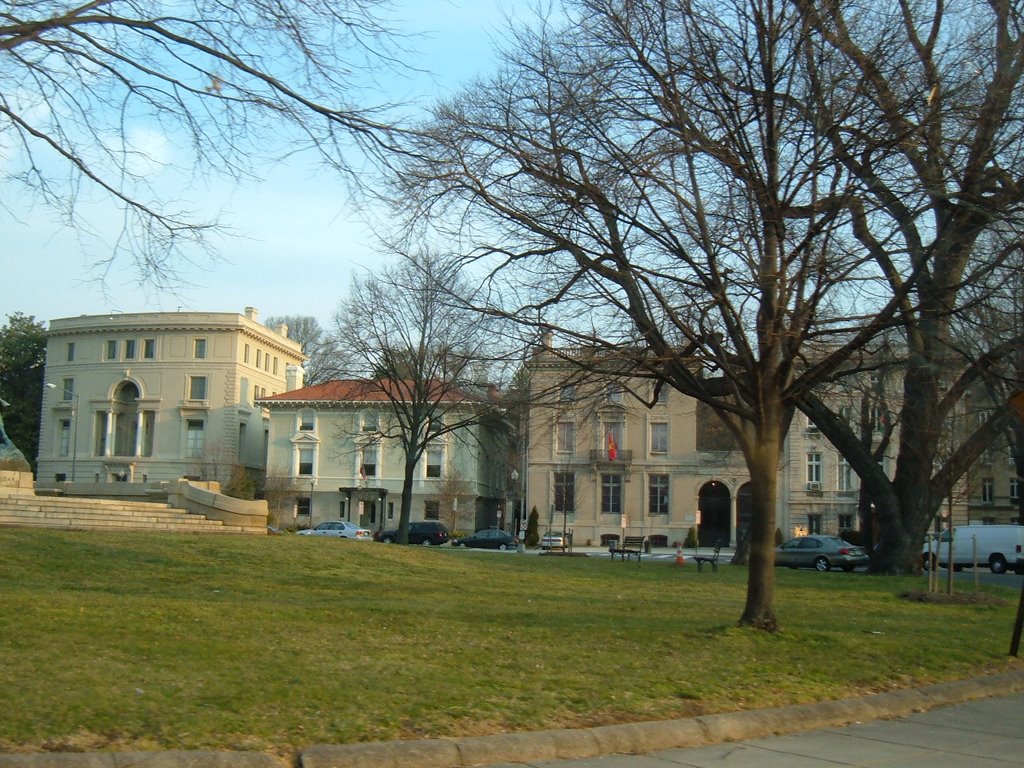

left=377, top=521, right=450, bottom=545
left=451, top=529, right=516, bottom=550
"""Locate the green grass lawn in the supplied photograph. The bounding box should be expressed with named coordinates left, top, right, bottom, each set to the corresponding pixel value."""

left=0, top=529, right=1020, bottom=755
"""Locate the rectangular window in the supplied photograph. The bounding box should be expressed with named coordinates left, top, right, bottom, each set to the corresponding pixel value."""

left=839, top=404, right=855, bottom=424
left=649, top=474, right=670, bottom=515
left=61, top=378, right=74, bottom=400
left=554, top=472, right=575, bottom=514
left=273, top=357, right=278, bottom=375
left=805, top=415, right=819, bottom=434
left=650, top=422, right=668, bottom=454
left=601, top=474, right=623, bottom=515
left=244, top=344, right=250, bottom=364
left=426, top=447, right=443, bottom=478
left=194, top=338, right=207, bottom=359
left=559, top=384, right=575, bottom=401
left=838, top=513, right=855, bottom=530
left=105, top=339, right=118, bottom=360
left=122, top=339, right=135, bottom=360
left=655, top=384, right=669, bottom=404
left=870, top=405, right=886, bottom=433
left=1011, top=478, right=1020, bottom=501
left=982, top=477, right=994, bottom=503
left=424, top=500, right=440, bottom=520
left=299, top=410, right=315, bottom=431
left=806, top=452, right=822, bottom=485
left=66, top=342, right=75, bottom=362
left=837, top=459, right=854, bottom=491
left=58, top=419, right=71, bottom=456
left=606, top=383, right=623, bottom=403
left=604, top=422, right=624, bottom=454
left=143, top=338, right=156, bottom=359
left=185, top=419, right=205, bottom=458
left=362, top=412, right=379, bottom=432
left=188, top=375, right=208, bottom=400
left=807, top=514, right=822, bottom=535
left=556, top=421, right=575, bottom=453
left=296, top=497, right=311, bottom=517
left=361, top=444, right=378, bottom=478
left=256, top=349, right=262, bottom=368
left=298, top=447, right=314, bottom=476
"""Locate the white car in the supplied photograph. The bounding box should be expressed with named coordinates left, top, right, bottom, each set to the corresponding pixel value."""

left=541, top=531, right=566, bottom=549
left=296, top=521, right=373, bottom=540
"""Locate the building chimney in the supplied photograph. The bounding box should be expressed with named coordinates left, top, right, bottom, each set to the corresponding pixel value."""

left=276, top=322, right=289, bottom=338
left=285, top=364, right=304, bottom=392
left=244, top=307, right=259, bottom=322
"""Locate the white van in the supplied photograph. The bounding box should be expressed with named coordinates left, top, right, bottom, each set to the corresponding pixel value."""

left=922, top=524, right=1024, bottom=574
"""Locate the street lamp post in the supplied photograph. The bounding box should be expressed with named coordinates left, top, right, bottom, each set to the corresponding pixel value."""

left=45, top=383, right=79, bottom=482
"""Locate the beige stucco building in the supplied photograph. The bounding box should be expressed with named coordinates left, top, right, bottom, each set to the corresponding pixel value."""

left=37, top=308, right=304, bottom=485
left=257, top=380, right=510, bottom=532
left=523, top=343, right=956, bottom=548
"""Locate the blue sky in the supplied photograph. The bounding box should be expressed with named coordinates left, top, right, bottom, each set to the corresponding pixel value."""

left=3, top=1, right=517, bottom=329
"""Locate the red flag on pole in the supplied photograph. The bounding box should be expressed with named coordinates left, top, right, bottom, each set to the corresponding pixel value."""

left=607, top=432, right=617, bottom=461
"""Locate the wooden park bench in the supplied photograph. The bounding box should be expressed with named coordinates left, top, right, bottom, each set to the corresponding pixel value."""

left=692, top=543, right=722, bottom=572
left=611, top=535, right=647, bottom=562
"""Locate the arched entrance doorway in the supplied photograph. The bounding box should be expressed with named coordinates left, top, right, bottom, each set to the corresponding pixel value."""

left=112, top=381, right=140, bottom=456
left=697, top=480, right=731, bottom=547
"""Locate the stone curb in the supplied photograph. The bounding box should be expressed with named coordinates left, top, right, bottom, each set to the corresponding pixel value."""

left=2, top=669, right=1022, bottom=768
left=297, top=668, right=1024, bottom=768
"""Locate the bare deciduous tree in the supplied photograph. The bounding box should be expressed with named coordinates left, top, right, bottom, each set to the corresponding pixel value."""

left=1, top=0, right=401, bottom=286
left=792, top=0, right=1024, bottom=573
left=265, top=315, right=344, bottom=386
left=332, top=251, right=510, bottom=544
left=394, top=0, right=899, bottom=630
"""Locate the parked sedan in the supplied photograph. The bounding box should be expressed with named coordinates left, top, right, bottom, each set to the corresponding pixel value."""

left=452, top=529, right=516, bottom=550
left=296, top=521, right=373, bottom=540
left=775, top=535, right=869, bottom=572
left=541, top=530, right=566, bottom=549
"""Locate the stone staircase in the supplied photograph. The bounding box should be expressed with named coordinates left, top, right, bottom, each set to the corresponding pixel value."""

left=0, top=493, right=252, bottom=534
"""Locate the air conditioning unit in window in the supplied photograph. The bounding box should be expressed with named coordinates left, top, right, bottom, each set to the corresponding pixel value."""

left=806, top=481, right=822, bottom=491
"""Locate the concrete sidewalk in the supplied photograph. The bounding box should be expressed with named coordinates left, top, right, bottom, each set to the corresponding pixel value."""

left=2, top=670, right=1022, bottom=768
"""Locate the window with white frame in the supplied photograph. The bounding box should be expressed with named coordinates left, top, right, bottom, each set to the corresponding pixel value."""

left=559, top=384, right=575, bottom=402
left=982, top=477, right=994, bottom=503
left=654, top=383, right=669, bottom=404
left=105, top=339, right=118, bottom=360
left=66, top=342, right=75, bottom=362
left=604, top=422, right=624, bottom=454
left=606, top=382, right=623, bottom=403
left=361, top=444, right=378, bottom=478
left=124, top=339, right=136, bottom=360
left=193, top=338, right=207, bottom=359
left=601, top=474, right=623, bottom=515
left=837, top=459, right=854, bottom=491
left=806, top=452, right=822, bottom=485
left=188, top=375, right=207, bottom=400
left=554, top=471, right=575, bottom=515
left=556, top=421, right=575, bottom=453
left=650, top=422, right=668, bottom=454
left=424, top=500, right=440, bottom=520
left=298, top=410, right=315, bottom=431
left=807, top=514, right=822, bottom=534
left=870, top=405, right=886, bottom=432
left=61, top=378, right=74, bottom=400
left=143, top=338, right=156, bottom=359
left=58, top=419, right=71, bottom=456
left=185, top=419, right=205, bottom=458
left=298, top=447, right=315, bottom=476
left=1011, top=478, right=1020, bottom=502
left=649, top=474, right=670, bottom=515
left=244, top=344, right=250, bottom=364
left=425, top=446, right=443, bottom=478
left=839, top=404, right=855, bottom=424
left=362, top=412, right=379, bottom=432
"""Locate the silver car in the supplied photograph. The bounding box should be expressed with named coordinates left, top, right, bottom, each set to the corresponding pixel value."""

left=775, top=535, right=869, bottom=572
left=296, top=521, right=373, bottom=540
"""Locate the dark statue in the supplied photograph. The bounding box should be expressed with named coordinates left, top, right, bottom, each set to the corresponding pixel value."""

left=0, top=401, right=30, bottom=469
